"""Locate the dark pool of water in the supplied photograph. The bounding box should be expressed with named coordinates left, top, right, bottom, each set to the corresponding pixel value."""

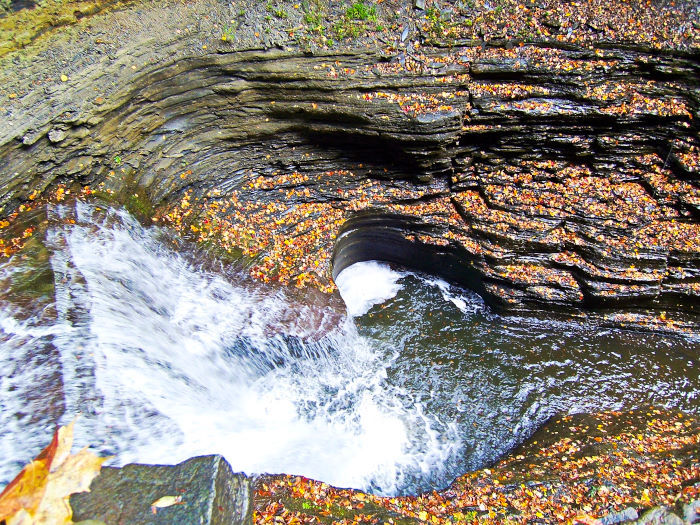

left=349, top=268, right=699, bottom=491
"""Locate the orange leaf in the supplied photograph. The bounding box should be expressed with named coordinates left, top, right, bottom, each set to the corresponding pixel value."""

left=0, top=459, right=50, bottom=519
left=0, top=424, right=67, bottom=519
left=574, top=516, right=602, bottom=525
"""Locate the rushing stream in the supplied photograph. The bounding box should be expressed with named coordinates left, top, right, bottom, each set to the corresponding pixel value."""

left=1, top=201, right=698, bottom=496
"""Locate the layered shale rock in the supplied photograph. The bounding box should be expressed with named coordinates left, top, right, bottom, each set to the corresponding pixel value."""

left=0, top=0, right=698, bottom=331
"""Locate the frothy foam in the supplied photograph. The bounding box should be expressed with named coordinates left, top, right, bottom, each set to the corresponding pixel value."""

left=0, top=203, right=458, bottom=495
left=335, top=261, right=406, bottom=317
left=335, top=261, right=484, bottom=317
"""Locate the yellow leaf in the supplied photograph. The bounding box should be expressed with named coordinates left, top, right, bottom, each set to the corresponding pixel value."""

left=51, top=422, right=75, bottom=472
left=34, top=450, right=106, bottom=523
left=640, top=488, right=651, bottom=505
left=0, top=460, right=50, bottom=519
left=0, top=422, right=105, bottom=525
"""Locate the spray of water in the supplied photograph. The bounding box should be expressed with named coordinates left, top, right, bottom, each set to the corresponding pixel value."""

left=335, top=261, right=406, bottom=317
left=0, top=202, right=458, bottom=495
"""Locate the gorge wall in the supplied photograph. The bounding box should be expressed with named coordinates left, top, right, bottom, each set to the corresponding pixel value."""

left=0, top=0, right=698, bottom=331
left=1, top=1, right=700, bottom=522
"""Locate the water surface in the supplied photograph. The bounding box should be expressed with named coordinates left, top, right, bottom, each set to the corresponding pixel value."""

left=0, top=201, right=697, bottom=496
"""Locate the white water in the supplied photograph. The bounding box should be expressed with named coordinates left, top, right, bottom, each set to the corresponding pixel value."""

left=335, top=261, right=406, bottom=317
left=335, top=260, right=485, bottom=318
left=2, top=202, right=698, bottom=496
left=418, top=276, right=485, bottom=315
left=0, top=202, right=459, bottom=495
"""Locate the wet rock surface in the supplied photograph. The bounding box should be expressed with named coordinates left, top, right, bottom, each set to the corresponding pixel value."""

left=70, top=455, right=252, bottom=525
left=600, top=507, right=638, bottom=524
left=634, top=507, right=685, bottom=525
left=683, top=500, right=700, bottom=523
left=0, top=3, right=698, bottom=334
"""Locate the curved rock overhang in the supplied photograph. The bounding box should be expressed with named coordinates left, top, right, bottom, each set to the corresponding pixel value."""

left=1, top=39, right=699, bottom=331
left=331, top=212, right=487, bottom=295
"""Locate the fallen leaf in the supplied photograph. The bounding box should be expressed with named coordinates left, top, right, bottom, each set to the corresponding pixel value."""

left=0, top=421, right=105, bottom=525
left=574, top=516, right=602, bottom=525
left=151, top=495, right=183, bottom=514
left=151, top=495, right=182, bottom=508
left=0, top=460, right=50, bottom=519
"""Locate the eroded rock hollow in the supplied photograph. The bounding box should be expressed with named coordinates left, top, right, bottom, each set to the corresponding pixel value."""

left=1, top=19, right=698, bottom=331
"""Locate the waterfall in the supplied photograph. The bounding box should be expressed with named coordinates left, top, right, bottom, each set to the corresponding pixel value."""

left=1, top=201, right=697, bottom=496
left=0, top=202, right=458, bottom=495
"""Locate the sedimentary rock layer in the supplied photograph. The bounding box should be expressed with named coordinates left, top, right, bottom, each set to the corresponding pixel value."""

left=0, top=20, right=698, bottom=329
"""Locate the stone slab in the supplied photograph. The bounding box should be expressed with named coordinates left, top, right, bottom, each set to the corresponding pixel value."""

left=70, top=455, right=251, bottom=525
